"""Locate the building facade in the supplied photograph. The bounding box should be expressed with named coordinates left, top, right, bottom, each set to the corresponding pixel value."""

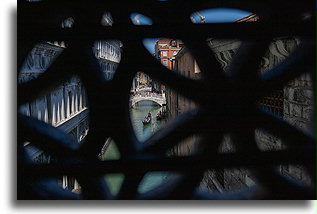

left=93, top=40, right=122, bottom=80
left=19, top=38, right=122, bottom=192
left=154, top=38, right=183, bottom=69
left=19, top=42, right=90, bottom=192
left=152, top=38, right=184, bottom=93
left=167, top=35, right=313, bottom=192
left=206, top=36, right=313, bottom=191
left=167, top=48, right=201, bottom=119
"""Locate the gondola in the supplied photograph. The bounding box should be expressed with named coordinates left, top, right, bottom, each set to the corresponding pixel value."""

left=142, top=117, right=151, bottom=125
left=156, top=113, right=162, bottom=121
left=156, top=111, right=165, bottom=121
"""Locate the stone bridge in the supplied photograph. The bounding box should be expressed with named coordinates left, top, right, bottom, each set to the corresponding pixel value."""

left=130, top=93, right=166, bottom=107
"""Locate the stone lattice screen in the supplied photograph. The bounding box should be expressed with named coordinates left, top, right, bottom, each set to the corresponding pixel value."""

left=18, top=0, right=315, bottom=199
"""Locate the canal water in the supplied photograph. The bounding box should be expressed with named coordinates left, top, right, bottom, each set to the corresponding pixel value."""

left=102, top=100, right=168, bottom=195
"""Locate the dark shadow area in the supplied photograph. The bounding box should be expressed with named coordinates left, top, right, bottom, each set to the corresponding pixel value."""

left=15, top=0, right=315, bottom=202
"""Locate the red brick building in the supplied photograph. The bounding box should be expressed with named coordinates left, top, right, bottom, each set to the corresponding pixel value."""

left=155, top=38, right=183, bottom=70
left=152, top=39, right=183, bottom=92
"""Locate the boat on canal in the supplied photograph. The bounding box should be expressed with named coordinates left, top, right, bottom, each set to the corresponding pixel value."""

left=142, top=116, right=151, bottom=125
left=156, top=111, right=166, bottom=121
left=156, top=113, right=162, bottom=121
left=142, top=112, right=152, bottom=125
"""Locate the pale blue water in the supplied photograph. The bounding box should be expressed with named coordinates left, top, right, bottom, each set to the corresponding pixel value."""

left=103, top=100, right=168, bottom=195
left=130, top=100, right=163, bottom=142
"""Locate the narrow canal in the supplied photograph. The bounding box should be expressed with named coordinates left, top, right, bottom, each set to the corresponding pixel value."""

left=102, top=100, right=168, bottom=195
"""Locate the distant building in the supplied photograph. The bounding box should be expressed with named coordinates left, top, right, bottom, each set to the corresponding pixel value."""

left=152, top=38, right=184, bottom=92
left=93, top=12, right=122, bottom=80
left=155, top=38, right=183, bottom=69
left=93, top=40, right=122, bottom=80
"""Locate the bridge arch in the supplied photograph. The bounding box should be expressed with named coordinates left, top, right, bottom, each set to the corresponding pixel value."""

left=130, top=94, right=166, bottom=108
left=132, top=99, right=162, bottom=107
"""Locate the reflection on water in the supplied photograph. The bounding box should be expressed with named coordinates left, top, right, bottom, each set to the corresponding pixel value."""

left=103, top=100, right=168, bottom=195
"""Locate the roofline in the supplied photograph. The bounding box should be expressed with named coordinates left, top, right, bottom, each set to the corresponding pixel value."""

left=233, top=13, right=257, bottom=23
left=174, top=47, right=187, bottom=59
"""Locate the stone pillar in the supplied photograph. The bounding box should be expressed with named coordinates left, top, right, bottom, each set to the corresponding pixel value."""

left=74, top=179, right=79, bottom=190
left=67, top=92, right=71, bottom=117
left=61, top=98, right=65, bottom=120
left=79, top=86, right=82, bottom=111
left=71, top=92, right=75, bottom=114
left=56, top=102, right=60, bottom=123
left=62, top=176, right=68, bottom=189
left=52, top=103, right=56, bottom=125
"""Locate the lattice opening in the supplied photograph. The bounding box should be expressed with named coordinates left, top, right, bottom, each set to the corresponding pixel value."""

left=18, top=0, right=315, bottom=200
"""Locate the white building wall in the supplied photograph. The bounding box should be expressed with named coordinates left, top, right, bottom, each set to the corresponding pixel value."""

left=93, top=40, right=122, bottom=80
left=19, top=40, right=120, bottom=191
left=18, top=43, right=89, bottom=135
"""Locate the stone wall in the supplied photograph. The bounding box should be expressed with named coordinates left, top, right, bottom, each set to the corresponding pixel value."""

left=284, top=73, right=314, bottom=132
left=166, top=48, right=201, bottom=158
left=209, top=37, right=313, bottom=190
left=281, top=72, right=314, bottom=185
left=166, top=48, right=200, bottom=119
left=168, top=37, right=314, bottom=192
